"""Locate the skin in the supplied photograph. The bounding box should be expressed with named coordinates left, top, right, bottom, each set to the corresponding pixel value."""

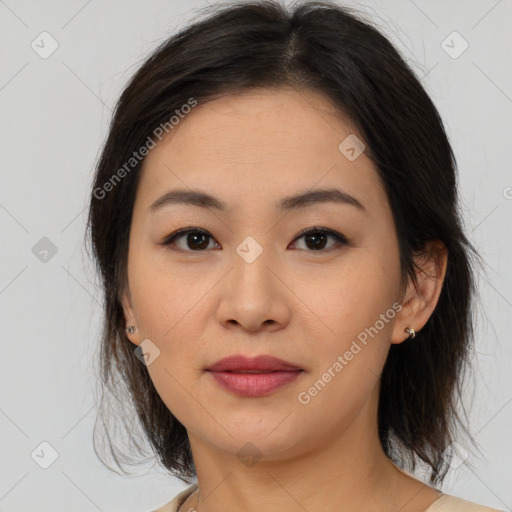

left=122, top=86, right=448, bottom=512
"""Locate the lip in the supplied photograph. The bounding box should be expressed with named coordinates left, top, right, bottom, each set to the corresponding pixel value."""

left=205, top=355, right=304, bottom=397
left=206, top=354, right=302, bottom=372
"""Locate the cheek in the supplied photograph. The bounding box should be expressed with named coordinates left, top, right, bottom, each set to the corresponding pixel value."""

left=303, top=255, right=399, bottom=343
left=298, top=253, right=400, bottom=396
left=129, top=247, right=214, bottom=342
left=135, top=299, right=210, bottom=429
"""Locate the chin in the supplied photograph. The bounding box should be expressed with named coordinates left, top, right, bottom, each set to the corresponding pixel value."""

left=203, top=420, right=308, bottom=461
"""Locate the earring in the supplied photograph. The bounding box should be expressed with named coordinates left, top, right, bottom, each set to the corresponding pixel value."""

left=404, top=327, right=416, bottom=339
left=126, top=325, right=138, bottom=334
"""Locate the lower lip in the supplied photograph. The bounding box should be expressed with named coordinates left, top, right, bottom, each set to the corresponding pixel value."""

left=207, top=370, right=303, bottom=397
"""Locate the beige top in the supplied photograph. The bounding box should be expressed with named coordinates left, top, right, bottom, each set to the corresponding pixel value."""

left=152, top=483, right=504, bottom=512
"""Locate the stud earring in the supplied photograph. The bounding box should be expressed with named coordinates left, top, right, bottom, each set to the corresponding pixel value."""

left=404, top=327, right=416, bottom=339
left=126, top=325, right=138, bottom=334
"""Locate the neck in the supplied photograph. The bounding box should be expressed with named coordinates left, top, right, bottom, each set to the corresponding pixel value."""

left=183, top=390, right=436, bottom=512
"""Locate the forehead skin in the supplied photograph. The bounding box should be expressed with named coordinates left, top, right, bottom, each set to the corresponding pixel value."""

left=134, top=86, right=394, bottom=237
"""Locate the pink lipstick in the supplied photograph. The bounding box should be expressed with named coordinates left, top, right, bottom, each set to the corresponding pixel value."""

left=205, top=355, right=304, bottom=397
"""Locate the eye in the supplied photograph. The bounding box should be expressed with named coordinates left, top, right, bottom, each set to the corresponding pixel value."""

left=160, top=227, right=220, bottom=251
left=160, top=226, right=348, bottom=252
left=289, top=227, right=348, bottom=252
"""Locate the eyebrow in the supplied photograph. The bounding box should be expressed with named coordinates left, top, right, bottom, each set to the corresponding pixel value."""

left=148, top=187, right=367, bottom=215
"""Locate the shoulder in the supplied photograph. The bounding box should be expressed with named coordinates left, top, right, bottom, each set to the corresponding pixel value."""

left=151, top=483, right=199, bottom=512
left=425, top=494, right=505, bottom=512
left=150, top=487, right=505, bottom=512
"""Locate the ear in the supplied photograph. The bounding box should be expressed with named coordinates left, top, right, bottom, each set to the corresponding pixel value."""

left=120, top=285, right=140, bottom=347
left=391, top=240, right=448, bottom=344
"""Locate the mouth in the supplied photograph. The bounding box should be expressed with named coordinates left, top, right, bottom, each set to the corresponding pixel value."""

left=205, top=354, right=304, bottom=397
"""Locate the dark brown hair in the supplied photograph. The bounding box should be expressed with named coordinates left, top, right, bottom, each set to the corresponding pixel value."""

left=86, top=0, right=482, bottom=485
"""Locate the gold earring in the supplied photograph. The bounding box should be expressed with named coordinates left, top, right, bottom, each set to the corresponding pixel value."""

left=404, top=327, right=416, bottom=339
left=126, top=325, right=138, bottom=334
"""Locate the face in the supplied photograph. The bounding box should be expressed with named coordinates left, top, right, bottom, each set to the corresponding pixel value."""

left=122, top=86, right=412, bottom=462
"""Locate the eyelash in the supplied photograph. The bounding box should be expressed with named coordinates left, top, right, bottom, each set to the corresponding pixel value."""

left=159, top=226, right=348, bottom=253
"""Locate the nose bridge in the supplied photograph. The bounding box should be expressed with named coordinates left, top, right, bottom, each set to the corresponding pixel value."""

left=231, top=233, right=274, bottom=292
left=216, top=231, right=289, bottom=331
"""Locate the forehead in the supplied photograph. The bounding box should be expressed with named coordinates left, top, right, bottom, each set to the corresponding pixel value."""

left=135, top=87, right=387, bottom=218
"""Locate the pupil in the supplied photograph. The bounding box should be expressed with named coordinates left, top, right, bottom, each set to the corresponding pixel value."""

left=306, top=233, right=326, bottom=250
left=189, top=233, right=208, bottom=250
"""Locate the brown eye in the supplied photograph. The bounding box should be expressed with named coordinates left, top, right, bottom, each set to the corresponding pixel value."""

left=161, top=228, right=219, bottom=251
left=161, top=226, right=348, bottom=253
left=289, top=227, right=348, bottom=252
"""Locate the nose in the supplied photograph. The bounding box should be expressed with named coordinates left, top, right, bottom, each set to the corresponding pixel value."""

left=216, top=242, right=291, bottom=334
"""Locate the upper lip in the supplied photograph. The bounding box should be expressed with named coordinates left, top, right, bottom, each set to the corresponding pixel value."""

left=206, top=355, right=303, bottom=373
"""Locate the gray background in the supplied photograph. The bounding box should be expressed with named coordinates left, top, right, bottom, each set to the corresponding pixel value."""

left=0, top=0, right=511, bottom=511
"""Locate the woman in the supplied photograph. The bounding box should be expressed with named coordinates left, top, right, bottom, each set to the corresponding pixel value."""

left=86, top=1, right=502, bottom=511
